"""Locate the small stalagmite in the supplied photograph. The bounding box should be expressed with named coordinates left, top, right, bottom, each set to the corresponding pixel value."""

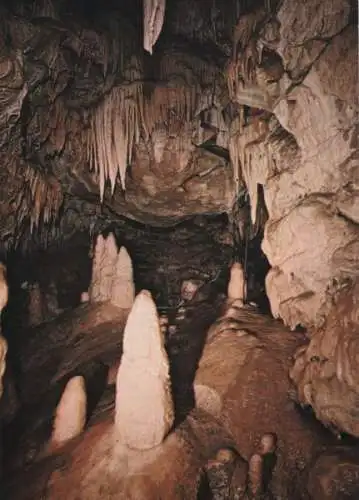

left=111, top=246, right=135, bottom=309
left=28, top=282, right=45, bottom=327
left=50, top=376, right=87, bottom=450
left=115, top=290, right=174, bottom=450
left=227, top=262, right=247, bottom=303
left=0, top=263, right=9, bottom=400
left=0, top=263, right=8, bottom=315
left=89, top=234, right=105, bottom=302
left=0, top=334, right=7, bottom=400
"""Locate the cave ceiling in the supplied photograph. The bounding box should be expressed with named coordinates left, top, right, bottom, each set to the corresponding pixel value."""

left=0, top=0, right=358, bottom=332
left=0, top=0, right=257, bottom=250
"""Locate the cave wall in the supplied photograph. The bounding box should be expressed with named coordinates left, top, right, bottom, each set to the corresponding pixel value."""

left=228, top=0, right=358, bottom=328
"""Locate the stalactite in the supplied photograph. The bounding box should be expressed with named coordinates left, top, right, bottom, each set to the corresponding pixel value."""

left=87, top=83, right=142, bottom=200
left=229, top=115, right=245, bottom=194
left=143, top=0, right=167, bottom=55
left=87, top=44, right=222, bottom=200
left=14, top=167, right=63, bottom=240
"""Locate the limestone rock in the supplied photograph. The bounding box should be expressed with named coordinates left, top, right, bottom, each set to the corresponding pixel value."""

left=115, top=290, right=174, bottom=450
left=89, top=234, right=135, bottom=309
left=27, top=282, right=45, bottom=327
left=110, top=247, right=135, bottom=310
left=227, top=262, right=246, bottom=303
left=290, top=280, right=359, bottom=437
left=51, top=376, right=87, bottom=449
left=0, top=334, right=7, bottom=400
left=228, top=1, right=358, bottom=329
left=308, top=447, right=359, bottom=500
left=89, top=233, right=118, bottom=303
left=0, top=263, right=8, bottom=315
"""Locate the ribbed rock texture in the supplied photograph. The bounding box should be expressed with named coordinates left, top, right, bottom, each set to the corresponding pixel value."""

left=228, top=0, right=358, bottom=328
left=290, top=279, right=359, bottom=437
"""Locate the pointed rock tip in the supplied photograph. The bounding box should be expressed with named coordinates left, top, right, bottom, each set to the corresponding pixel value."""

left=51, top=375, right=87, bottom=447
left=122, top=290, right=161, bottom=357
left=228, top=262, right=246, bottom=300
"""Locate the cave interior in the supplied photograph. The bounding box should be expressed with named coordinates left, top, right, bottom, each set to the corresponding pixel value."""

left=0, top=0, right=358, bottom=498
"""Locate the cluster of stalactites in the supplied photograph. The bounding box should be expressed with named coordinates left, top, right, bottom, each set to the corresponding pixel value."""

left=15, top=167, right=63, bottom=235
left=86, top=82, right=142, bottom=201
left=86, top=33, right=222, bottom=202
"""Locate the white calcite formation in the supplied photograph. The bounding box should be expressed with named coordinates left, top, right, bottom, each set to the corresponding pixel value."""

left=115, top=290, right=174, bottom=449
left=51, top=376, right=87, bottom=448
left=227, top=262, right=247, bottom=304
left=110, top=247, right=136, bottom=309
left=0, top=334, right=7, bottom=400
left=89, top=233, right=135, bottom=309
left=0, top=263, right=8, bottom=316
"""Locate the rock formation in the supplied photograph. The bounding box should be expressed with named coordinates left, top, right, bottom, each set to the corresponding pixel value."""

left=228, top=0, right=358, bottom=329
left=0, top=0, right=357, bottom=496
left=0, top=0, right=356, bottom=333
left=290, top=279, right=359, bottom=437
left=0, top=333, right=7, bottom=400
left=5, top=261, right=358, bottom=499
left=115, top=290, right=174, bottom=449
left=50, top=376, right=87, bottom=450
left=227, top=261, right=247, bottom=303
left=0, top=262, right=8, bottom=399
left=89, top=233, right=135, bottom=309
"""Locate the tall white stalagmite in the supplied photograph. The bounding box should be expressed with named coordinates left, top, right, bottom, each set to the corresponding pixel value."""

left=111, top=246, right=135, bottom=309
left=89, top=234, right=135, bottom=308
left=143, top=0, right=166, bottom=54
left=115, top=290, right=174, bottom=449
left=89, top=233, right=118, bottom=303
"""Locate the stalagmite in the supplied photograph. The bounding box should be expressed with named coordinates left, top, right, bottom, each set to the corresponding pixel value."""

left=248, top=453, right=264, bottom=496
left=89, top=233, right=135, bottom=309
left=227, top=262, right=247, bottom=303
left=89, top=233, right=118, bottom=303
left=115, top=290, right=174, bottom=449
left=0, top=263, right=9, bottom=315
left=89, top=234, right=106, bottom=302
left=110, top=246, right=135, bottom=309
left=28, top=282, right=45, bottom=327
left=51, top=376, right=87, bottom=449
left=80, top=291, right=89, bottom=303
left=97, top=233, right=118, bottom=302
left=143, top=0, right=166, bottom=55
left=0, top=334, right=7, bottom=400
left=0, top=263, right=8, bottom=400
